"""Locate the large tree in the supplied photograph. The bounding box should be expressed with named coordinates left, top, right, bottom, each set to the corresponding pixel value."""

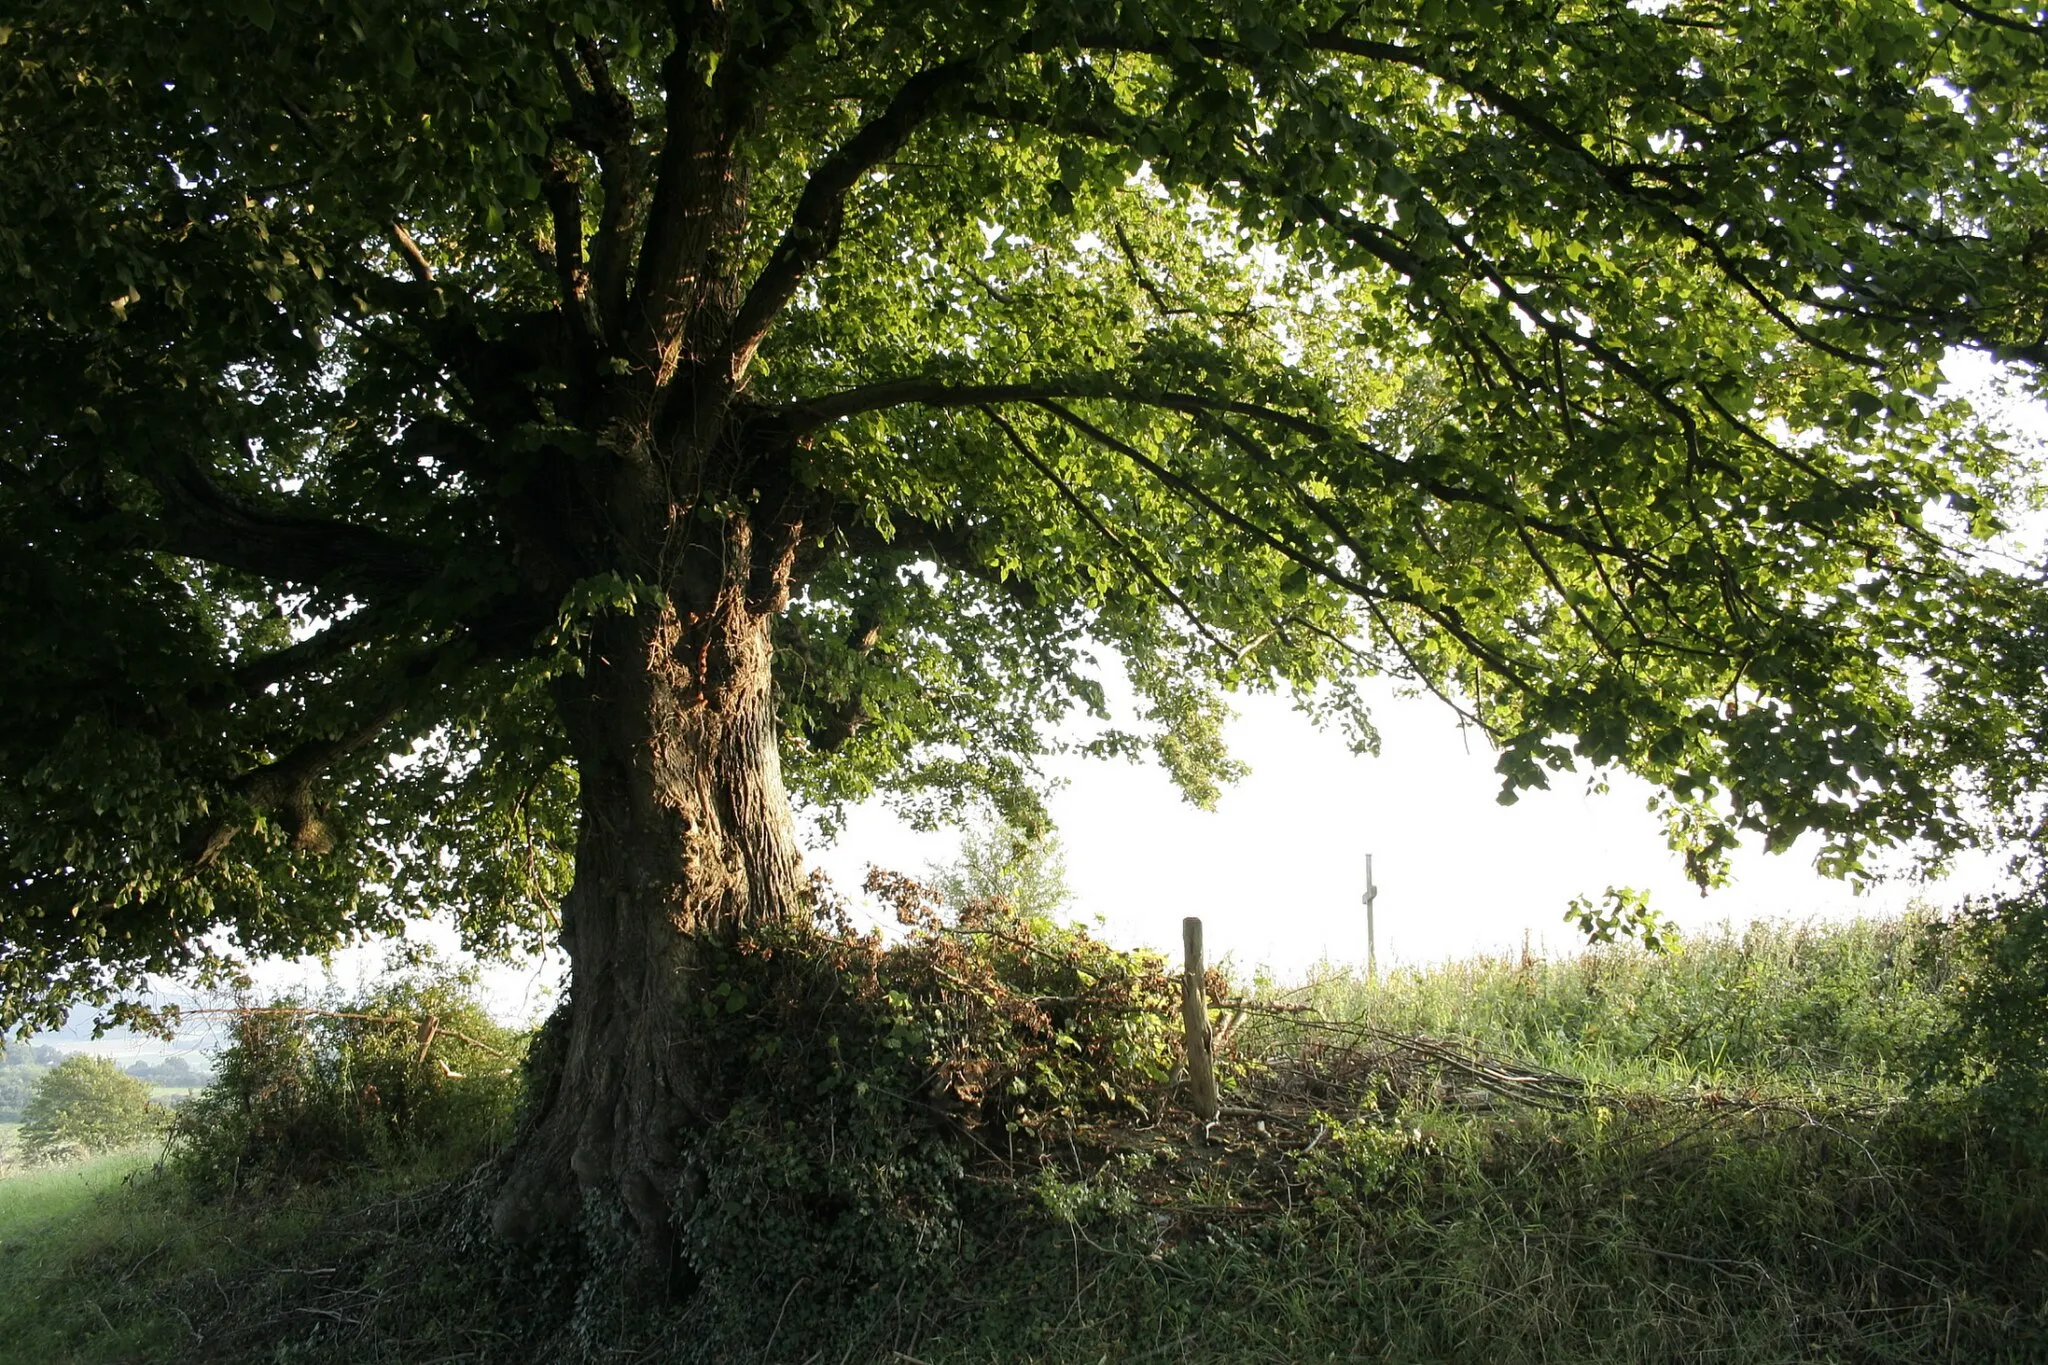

left=2, top=0, right=2044, bottom=1252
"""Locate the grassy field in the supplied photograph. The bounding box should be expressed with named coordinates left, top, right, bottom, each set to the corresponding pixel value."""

left=0, top=1146, right=168, bottom=1365
left=0, top=913, right=2039, bottom=1365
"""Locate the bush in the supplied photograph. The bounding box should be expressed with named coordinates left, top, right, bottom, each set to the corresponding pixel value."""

left=171, top=963, right=527, bottom=1194
left=925, top=818, right=1072, bottom=922
left=642, top=870, right=1187, bottom=1360
left=18, top=1054, right=167, bottom=1163
left=1919, top=882, right=2048, bottom=1147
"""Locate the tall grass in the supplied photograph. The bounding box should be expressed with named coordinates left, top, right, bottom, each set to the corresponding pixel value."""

left=0, top=1144, right=156, bottom=1232
left=0, top=910, right=2038, bottom=1365
left=1294, top=913, right=1954, bottom=1091
left=0, top=1146, right=169, bottom=1365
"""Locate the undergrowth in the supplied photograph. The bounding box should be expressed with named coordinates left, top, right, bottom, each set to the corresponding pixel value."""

left=0, top=897, right=2043, bottom=1365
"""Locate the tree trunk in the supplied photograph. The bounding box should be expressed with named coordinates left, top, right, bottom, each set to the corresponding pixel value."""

left=490, top=531, right=804, bottom=1264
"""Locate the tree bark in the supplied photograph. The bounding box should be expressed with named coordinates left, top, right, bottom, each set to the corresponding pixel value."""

left=490, top=524, right=804, bottom=1263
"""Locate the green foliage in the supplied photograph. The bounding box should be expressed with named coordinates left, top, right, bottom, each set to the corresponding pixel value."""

left=170, top=964, right=524, bottom=1194
left=1920, top=881, right=2048, bottom=1148
left=1564, top=885, right=1674, bottom=954
left=17, top=1055, right=165, bottom=1164
left=924, top=818, right=1073, bottom=922
left=2, top=0, right=2045, bottom=1032
left=628, top=873, right=1181, bottom=1357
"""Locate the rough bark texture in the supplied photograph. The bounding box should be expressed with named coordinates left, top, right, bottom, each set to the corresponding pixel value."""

left=482, top=45, right=822, bottom=1267
left=491, top=514, right=805, bottom=1259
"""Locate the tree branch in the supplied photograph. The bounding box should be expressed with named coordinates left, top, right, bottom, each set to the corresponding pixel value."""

left=1307, top=32, right=1885, bottom=369
left=1940, top=0, right=2048, bottom=37
left=718, top=58, right=984, bottom=385
left=553, top=36, right=644, bottom=340
left=979, top=406, right=1235, bottom=656
left=149, top=449, right=438, bottom=599
left=765, top=375, right=1127, bottom=434
left=1030, top=399, right=1534, bottom=692
left=541, top=159, right=600, bottom=344
left=189, top=695, right=409, bottom=865
left=278, top=95, right=436, bottom=285
left=229, top=606, right=394, bottom=695
left=389, top=224, right=436, bottom=284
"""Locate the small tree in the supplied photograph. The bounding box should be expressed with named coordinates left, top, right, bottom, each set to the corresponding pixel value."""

left=927, top=819, right=1073, bottom=923
left=18, top=1055, right=164, bottom=1164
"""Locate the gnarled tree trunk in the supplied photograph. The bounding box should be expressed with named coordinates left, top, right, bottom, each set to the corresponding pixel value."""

left=491, top=504, right=806, bottom=1264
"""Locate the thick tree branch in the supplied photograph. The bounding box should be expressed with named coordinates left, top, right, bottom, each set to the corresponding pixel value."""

left=229, top=607, right=395, bottom=695
left=718, top=58, right=984, bottom=385
left=150, top=450, right=438, bottom=599
left=553, top=36, right=645, bottom=339
left=189, top=695, right=409, bottom=865
left=541, top=160, right=600, bottom=345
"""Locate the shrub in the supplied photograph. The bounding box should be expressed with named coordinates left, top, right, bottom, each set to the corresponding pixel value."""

left=612, top=869, right=1188, bottom=1360
left=18, top=1054, right=166, bottom=1163
left=1919, top=882, right=2048, bottom=1147
left=171, top=962, right=527, bottom=1194
left=925, top=818, right=1073, bottom=922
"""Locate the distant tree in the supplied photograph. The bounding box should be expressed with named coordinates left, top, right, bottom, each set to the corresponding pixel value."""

left=0, top=1065, right=41, bottom=1124
left=18, top=1055, right=164, bottom=1163
left=928, top=819, right=1073, bottom=923
left=158, top=1055, right=202, bottom=1087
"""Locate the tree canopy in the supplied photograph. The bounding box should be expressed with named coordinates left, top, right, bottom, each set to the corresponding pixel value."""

left=2, top=0, right=2044, bottom=1044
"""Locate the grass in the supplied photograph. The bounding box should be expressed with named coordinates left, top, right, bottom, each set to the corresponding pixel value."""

left=0, top=1145, right=170, bottom=1365
left=0, top=1148, right=507, bottom=1365
left=1292, top=912, right=1955, bottom=1093
left=0, top=911, right=2040, bottom=1365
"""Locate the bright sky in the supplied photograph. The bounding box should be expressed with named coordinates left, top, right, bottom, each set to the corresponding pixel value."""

left=811, top=679, right=2007, bottom=980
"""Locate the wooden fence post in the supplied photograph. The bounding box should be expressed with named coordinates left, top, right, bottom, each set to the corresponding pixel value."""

left=1182, top=916, right=1220, bottom=1124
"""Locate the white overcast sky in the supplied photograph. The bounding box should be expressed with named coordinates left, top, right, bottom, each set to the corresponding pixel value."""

left=811, top=680, right=2007, bottom=979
